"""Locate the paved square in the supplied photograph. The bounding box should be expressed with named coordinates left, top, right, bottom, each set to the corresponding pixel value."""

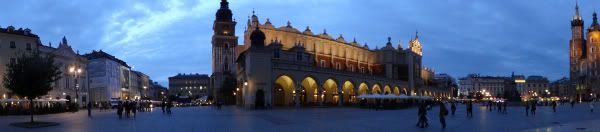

left=1, top=103, right=599, bottom=132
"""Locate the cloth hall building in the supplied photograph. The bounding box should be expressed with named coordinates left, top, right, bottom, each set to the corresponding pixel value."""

left=211, top=0, right=448, bottom=108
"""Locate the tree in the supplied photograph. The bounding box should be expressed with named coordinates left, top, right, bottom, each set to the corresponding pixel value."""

left=3, top=52, right=61, bottom=123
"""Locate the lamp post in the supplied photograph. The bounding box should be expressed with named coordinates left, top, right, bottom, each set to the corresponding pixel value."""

left=143, top=86, right=148, bottom=99
left=69, top=66, right=83, bottom=105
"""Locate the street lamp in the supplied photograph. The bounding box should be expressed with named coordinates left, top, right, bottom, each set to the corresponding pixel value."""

left=143, top=86, right=148, bottom=99
left=69, top=66, right=83, bottom=104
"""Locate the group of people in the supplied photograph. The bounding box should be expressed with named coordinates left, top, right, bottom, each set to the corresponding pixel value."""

left=416, top=101, right=450, bottom=129
left=485, top=100, right=508, bottom=114
left=116, top=100, right=139, bottom=119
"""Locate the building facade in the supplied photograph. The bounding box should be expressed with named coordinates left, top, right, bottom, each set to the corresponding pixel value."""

left=569, top=2, right=600, bottom=101
left=169, top=73, right=210, bottom=99
left=458, top=74, right=508, bottom=98
left=84, top=50, right=135, bottom=102
left=131, top=71, right=151, bottom=100
left=523, top=76, right=550, bottom=98
left=39, top=36, right=89, bottom=106
left=0, top=26, right=42, bottom=99
left=210, top=0, right=447, bottom=108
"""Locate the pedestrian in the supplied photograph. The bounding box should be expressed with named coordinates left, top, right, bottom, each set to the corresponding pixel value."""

left=531, top=101, right=537, bottom=116
left=571, top=100, right=575, bottom=109
left=488, top=100, right=493, bottom=111
left=117, top=101, right=123, bottom=119
left=552, top=101, right=557, bottom=113
left=590, top=101, right=595, bottom=113
left=161, top=101, right=166, bottom=114
left=497, top=101, right=502, bottom=113
left=525, top=101, right=530, bottom=117
left=439, top=102, right=448, bottom=129
left=450, top=102, right=456, bottom=116
left=124, top=101, right=130, bottom=118
left=166, top=101, right=172, bottom=114
left=466, top=101, right=473, bottom=117
left=417, top=103, right=429, bottom=128
left=131, top=101, right=137, bottom=118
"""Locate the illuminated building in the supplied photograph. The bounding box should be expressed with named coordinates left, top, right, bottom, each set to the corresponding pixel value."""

left=210, top=0, right=446, bottom=108
left=169, top=73, right=210, bottom=98
left=569, top=2, right=600, bottom=101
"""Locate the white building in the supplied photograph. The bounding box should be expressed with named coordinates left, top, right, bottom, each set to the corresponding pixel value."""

left=0, top=26, right=42, bottom=99
left=84, top=50, right=135, bottom=102
left=39, top=36, right=88, bottom=106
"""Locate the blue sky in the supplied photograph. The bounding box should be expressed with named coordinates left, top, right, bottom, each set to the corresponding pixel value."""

left=1, top=0, right=597, bottom=86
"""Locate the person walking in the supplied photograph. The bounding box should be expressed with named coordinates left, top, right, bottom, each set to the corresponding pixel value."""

left=124, top=101, right=131, bottom=118
left=571, top=100, right=575, bottom=109
left=439, top=102, right=449, bottom=129
left=531, top=101, right=537, bottom=116
left=525, top=101, right=530, bottom=117
left=117, top=101, right=123, bottom=119
left=466, top=101, right=473, bottom=117
left=417, top=103, right=429, bottom=128
left=497, top=101, right=502, bottom=113
left=131, top=101, right=137, bottom=118
left=552, top=101, right=557, bottom=113
left=161, top=100, right=166, bottom=114
left=450, top=102, right=456, bottom=116
left=166, top=100, right=172, bottom=114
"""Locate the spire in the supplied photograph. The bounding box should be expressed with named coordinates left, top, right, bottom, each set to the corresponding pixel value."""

left=323, top=29, right=327, bottom=35
left=573, top=0, right=583, bottom=20
left=287, top=20, right=292, bottom=27
left=220, top=0, right=229, bottom=9
left=593, top=11, right=599, bottom=26
left=216, top=0, right=233, bottom=21
left=387, top=37, right=392, bottom=45
left=415, top=30, right=419, bottom=40
left=353, top=37, right=357, bottom=43
left=62, top=36, right=68, bottom=45
left=305, top=26, right=311, bottom=32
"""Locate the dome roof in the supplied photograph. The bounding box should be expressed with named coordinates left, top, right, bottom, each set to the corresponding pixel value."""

left=303, top=26, right=313, bottom=35
left=277, top=21, right=300, bottom=33
left=250, top=27, right=266, bottom=48
left=216, top=0, right=232, bottom=21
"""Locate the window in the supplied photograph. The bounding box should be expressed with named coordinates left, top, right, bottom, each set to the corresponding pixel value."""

left=320, top=60, right=326, bottom=67
left=274, top=49, right=280, bottom=59
left=10, top=41, right=16, bottom=48
left=336, top=63, right=341, bottom=70
left=26, top=43, right=31, bottom=50
left=296, top=51, right=302, bottom=61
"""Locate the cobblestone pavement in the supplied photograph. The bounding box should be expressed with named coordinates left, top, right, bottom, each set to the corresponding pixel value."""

left=1, top=103, right=599, bottom=132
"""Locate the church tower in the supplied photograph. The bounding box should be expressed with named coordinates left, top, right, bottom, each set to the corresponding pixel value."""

left=211, top=0, right=238, bottom=102
left=569, top=1, right=584, bottom=83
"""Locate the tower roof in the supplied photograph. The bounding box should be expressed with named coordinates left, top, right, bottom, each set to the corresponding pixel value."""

left=216, top=0, right=233, bottom=21
left=250, top=26, right=266, bottom=48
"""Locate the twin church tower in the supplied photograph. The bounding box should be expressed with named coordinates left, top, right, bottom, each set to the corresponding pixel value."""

left=569, top=1, right=600, bottom=101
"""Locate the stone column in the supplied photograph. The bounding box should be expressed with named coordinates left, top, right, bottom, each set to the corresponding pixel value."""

left=338, top=86, right=343, bottom=106
left=295, top=82, right=300, bottom=107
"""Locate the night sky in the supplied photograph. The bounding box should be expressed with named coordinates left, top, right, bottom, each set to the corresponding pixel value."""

left=2, top=0, right=598, bottom=86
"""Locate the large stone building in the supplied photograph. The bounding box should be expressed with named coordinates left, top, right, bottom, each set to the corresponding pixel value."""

left=458, top=74, right=508, bottom=98
left=0, top=26, right=42, bottom=99
left=210, top=0, right=446, bottom=108
left=38, top=36, right=89, bottom=106
left=84, top=50, right=135, bottom=102
left=168, top=73, right=210, bottom=98
left=131, top=71, right=151, bottom=99
left=569, top=2, right=600, bottom=101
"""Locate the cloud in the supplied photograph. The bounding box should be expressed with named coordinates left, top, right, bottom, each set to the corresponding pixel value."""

left=2, top=0, right=599, bottom=85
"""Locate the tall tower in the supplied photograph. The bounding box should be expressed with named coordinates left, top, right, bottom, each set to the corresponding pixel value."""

left=211, top=0, right=238, bottom=101
left=569, top=1, right=584, bottom=86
